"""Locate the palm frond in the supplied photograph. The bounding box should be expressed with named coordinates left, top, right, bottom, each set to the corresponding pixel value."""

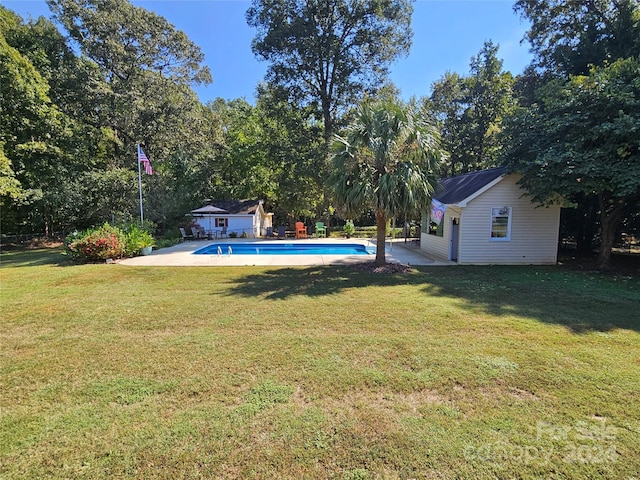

left=330, top=97, right=444, bottom=221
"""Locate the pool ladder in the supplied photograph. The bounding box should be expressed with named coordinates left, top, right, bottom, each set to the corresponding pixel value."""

left=217, top=246, right=233, bottom=257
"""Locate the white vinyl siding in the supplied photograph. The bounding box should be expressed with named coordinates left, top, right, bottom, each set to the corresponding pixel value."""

left=458, top=174, right=560, bottom=264
left=229, top=216, right=256, bottom=237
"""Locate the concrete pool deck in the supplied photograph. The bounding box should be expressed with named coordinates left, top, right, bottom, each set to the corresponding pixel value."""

left=118, top=238, right=454, bottom=267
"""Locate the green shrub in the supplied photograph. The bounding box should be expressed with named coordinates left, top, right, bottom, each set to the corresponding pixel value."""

left=65, top=223, right=155, bottom=262
left=343, top=220, right=355, bottom=236
left=122, top=224, right=154, bottom=256
left=154, top=237, right=179, bottom=249
left=66, top=224, right=127, bottom=262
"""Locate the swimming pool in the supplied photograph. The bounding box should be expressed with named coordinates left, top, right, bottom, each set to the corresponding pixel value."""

left=193, top=242, right=375, bottom=256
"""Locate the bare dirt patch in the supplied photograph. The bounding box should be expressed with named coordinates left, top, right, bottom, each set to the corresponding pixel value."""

left=348, top=261, right=414, bottom=274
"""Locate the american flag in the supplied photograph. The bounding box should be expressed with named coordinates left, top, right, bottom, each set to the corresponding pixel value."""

left=138, top=146, right=153, bottom=175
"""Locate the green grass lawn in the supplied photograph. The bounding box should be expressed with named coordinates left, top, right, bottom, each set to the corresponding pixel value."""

left=1, top=248, right=639, bottom=479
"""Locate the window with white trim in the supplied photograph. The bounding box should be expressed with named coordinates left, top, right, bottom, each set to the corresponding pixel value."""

left=215, top=218, right=228, bottom=228
left=424, top=211, right=443, bottom=237
left=490, top=207, right=511, bottom=241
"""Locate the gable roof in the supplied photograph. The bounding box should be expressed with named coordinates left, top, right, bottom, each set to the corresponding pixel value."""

left=203, top=199, right=263, bottom=215
left=435, top=167, right=508, bottom=206
left=191, top=205, right=227, bottom=214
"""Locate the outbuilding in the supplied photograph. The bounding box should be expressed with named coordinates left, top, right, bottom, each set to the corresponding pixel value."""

left=421, top=167, right=561, bottom=264
left=191, top=199, right=273, bottom=238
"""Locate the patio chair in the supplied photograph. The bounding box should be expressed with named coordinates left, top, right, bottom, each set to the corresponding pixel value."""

left=277, top=226, right=286, bottom=238
left=179, top=227, right=193, bottom=241
left=219, top=226, right=228, bottom=238
left=315, top=222, right=327, bottom=238
left=295, top=222, right=307, bottom=239
left=191, top=226, right=204, bottom=239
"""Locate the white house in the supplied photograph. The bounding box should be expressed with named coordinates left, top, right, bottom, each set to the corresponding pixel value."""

left=191, top=199, right=273, bottom=238
left=421, top=167, right=561, bottom=265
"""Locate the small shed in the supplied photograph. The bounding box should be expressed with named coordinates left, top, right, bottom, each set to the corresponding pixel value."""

left=421, top=167, right=561, bottom=265
left=191, top=199, right=273, bottom=238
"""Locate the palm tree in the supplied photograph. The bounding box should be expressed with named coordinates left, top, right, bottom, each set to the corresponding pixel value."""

left=330, top=99, right=444, bottom=265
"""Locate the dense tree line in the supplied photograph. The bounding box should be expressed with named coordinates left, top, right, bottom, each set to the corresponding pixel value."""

left=1, top=1, right=215, bottom=235
left=427, top=41, right=516, bottom=176
left=1, top=0, right=638, bottom=268
left=1, top=0, right=410, bottom=237
left=507, top=0, right=640, bottom=268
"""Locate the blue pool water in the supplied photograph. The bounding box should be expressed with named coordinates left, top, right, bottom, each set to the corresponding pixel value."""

left=193, top=242, right=375, bottom=256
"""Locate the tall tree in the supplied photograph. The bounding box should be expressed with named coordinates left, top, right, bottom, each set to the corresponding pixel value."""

left=515, top=0, right=640, bottom=77
left=331, top=99, right=444, bottom=265
left=45, top=0, right=217, bottom=231
left=2, top=8, right=133, bottom=234
left=2, top=2, right=220, bottom=235
left=428, top=72, right=464, bottom=175
left=510, top=0, right=640, bottom=267
left=255, top=84, right=326, bottom=222
left=208, top=98, right=277, bottom=201
left=505, top=58, right=640, bottom=269
left=0, top=7, right=74, bottom=235
left=47, top=0, right=212, bottom=157
left=47, top=0, right=211, bottom=86
left=247, top=0, right=413, bottom=140
left=3, top=9, right=101, bottom=123
left=429, top=41, right=515, bottom=176
left=207, top=87, right=326, bottom=223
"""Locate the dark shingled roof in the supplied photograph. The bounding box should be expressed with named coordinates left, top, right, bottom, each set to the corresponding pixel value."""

left=435, top=167, right=507, bottom=205
left=206, top=199, right=262, bottom=215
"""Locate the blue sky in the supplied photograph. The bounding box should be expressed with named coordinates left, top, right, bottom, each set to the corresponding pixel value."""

left=4, top=0, right=532, bottom=103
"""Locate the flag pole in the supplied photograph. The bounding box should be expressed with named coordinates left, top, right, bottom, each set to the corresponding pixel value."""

left=137, top=143, right=144, bottom=225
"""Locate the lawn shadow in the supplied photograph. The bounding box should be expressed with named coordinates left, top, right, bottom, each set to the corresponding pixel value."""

left=227, top=264, right=640, bottom=334
left=418, top=266, right=640, bottom=334
left=225, top=266, right=408, bottom=300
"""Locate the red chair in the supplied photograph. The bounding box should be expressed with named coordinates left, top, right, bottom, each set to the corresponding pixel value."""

left=295, top=222, right=307, bottom=239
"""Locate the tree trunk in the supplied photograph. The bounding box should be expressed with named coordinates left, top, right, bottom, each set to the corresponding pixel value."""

left=375, top=209, right=387, bottom=266
left=321, top=93, right=333, bottom=142
left=596, top=194, right=624, bottom=270
left=574, top=194, right=599, bottom=257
